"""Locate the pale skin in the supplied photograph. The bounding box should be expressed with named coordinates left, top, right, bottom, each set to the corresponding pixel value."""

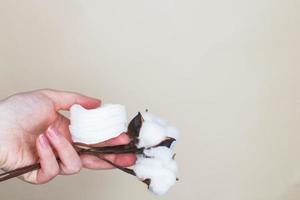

left=0, top=89, right=136, bottom=184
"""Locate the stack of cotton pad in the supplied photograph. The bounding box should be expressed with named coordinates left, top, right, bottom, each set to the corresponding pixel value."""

left=69, top=104, right=128, bottom=144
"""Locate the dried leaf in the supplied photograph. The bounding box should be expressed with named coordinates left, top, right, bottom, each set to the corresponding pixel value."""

left=155, top=138, right=176, bottom=148
left=143, top=178, right=151, bottom=188
left=127, top=112, right=143, bottom=144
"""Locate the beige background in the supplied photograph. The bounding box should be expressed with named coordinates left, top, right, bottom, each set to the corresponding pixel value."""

left=0, top=0, right=299, bottom=199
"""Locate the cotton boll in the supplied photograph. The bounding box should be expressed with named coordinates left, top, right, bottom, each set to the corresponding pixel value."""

left=134, top=157, right=162, bottom=180
left=165, top=126, right=180, bottom=141
left=144, top=147, right=178, bottom=173
left=149, top=170, right=177, bottom=195
left=140, top=112, right=155, bottom=122
left=165, top=159, right=178, bottom=174
left=69, top=104, right=127, bottom=144
left=144, top=147, right=174, bottom=162
left=141, top=112, right=167, bottom=126
left=138, top=112, right=180, bottom=148
left=134, top=156, right=177, bottom=195
left=137, top=121, right=166, bottom=148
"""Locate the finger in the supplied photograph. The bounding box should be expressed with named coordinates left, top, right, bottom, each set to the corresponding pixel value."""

left=40, top=89, right=101, bottom=111
left=52, top=114, right=72, bottom=143
left=79, top=132, right=134, bottom=169
left=81, top=153, right=136, bottom=169
left=88, top=133, right=131, bottom=148
left=36, top=134, right=60, bottom=184
left=46, top=126, right=82, bottom=175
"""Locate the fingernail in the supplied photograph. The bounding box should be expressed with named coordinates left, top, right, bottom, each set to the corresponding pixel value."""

left=39, top=134, right=49, bottom=148
left=47, top=126, right=59, bottom=138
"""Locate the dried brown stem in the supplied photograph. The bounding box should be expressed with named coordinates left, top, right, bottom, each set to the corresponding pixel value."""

left=0, top=138, right=175, bottom=183
left=92, top=154, right=152, bottom=187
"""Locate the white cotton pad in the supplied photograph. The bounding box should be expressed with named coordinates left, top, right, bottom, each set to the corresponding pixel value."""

left=69, top=104, right=127, bottom=144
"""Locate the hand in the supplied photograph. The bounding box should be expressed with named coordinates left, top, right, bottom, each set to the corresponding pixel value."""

left=0, top=89, right=136, bottom=184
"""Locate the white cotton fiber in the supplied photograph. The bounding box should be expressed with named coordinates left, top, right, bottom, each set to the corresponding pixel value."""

left=137, top=121, right=166, bottom=148
left=69, top=104, right=127, bottom=144
left=137, top=112, right=180, bottom=148
left=134, top=157, right=162, bottom=180
left=144, top=147, right=178, bottom=173
left=144, top=147, right=173, bottom=162
left=149, top=170, right=177, bottom=196
left=134, top=147, right=178, bottom=195
left=141, top=112, right=168, bottom=126
left=165, top=126, right=180, bottom=141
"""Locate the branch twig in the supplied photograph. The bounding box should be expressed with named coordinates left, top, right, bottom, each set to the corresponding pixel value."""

left=0, top=138, right=175, bottom=183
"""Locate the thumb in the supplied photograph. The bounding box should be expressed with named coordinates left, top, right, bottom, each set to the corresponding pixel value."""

left=39, top=89, right=101, bottom=111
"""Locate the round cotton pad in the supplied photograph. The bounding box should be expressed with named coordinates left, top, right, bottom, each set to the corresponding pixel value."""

left=69, top=104, right=128, bottom=144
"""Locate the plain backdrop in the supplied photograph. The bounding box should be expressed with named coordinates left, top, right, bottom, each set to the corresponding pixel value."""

left=0, top=0, right=299, bottom=200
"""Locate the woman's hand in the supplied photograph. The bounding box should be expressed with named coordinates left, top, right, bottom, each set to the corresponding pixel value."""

left=0, top=89, right=136, bottom=184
